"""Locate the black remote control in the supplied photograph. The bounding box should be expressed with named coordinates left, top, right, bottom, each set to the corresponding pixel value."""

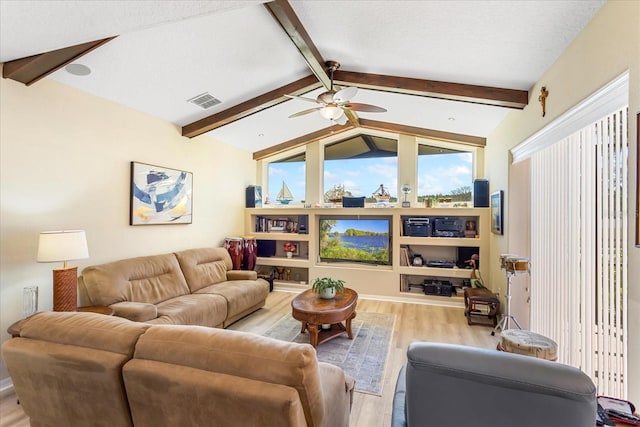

left=597, top=404, right=615, bottom=426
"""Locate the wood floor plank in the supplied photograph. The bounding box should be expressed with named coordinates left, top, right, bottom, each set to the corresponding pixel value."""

left=0, top=291, right=499, bottom=427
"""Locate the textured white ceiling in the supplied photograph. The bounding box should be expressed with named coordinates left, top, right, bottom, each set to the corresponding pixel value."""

left=0, top=0, right=606, bottom=153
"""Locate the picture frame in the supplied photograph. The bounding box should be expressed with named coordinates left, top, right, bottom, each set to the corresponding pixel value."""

left=130, top=161, right=193, bottom=225
left=491, top=190, right=504, bottom=235
left=636, top=113, right=640, bottom=246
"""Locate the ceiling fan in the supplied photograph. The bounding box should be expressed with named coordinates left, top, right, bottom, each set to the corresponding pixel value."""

left=286, top=61, right=387, bottom=125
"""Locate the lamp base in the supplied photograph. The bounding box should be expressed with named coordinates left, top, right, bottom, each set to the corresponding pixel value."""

left=53, top=266, right=78, bottom=312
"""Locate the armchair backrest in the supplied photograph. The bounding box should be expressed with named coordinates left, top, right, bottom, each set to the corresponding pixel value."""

left=402, top=342, right=596, bottom=427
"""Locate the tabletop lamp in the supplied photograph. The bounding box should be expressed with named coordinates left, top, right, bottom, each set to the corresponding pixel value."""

left=37, top=230, right=89, bottom=312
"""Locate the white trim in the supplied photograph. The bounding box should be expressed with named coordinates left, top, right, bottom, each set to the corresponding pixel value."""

left=511, top=72, right=629, bottom=163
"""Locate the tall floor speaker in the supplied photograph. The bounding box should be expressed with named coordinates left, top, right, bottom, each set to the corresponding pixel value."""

left=473, top=179, right=489, bottom=207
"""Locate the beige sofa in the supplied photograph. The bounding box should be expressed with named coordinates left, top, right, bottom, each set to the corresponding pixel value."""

left=79, top=247, right=269, bottom=328
left=2, top=312, right=355, bottom=427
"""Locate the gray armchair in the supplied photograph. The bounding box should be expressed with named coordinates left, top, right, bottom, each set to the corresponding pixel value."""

left=392, top=342, right=596, bottom=427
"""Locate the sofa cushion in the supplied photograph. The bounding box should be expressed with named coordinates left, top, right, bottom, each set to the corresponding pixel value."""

left=147, top=294, right=227, bottom=327
left=132, top=325, right=326, bottom=427
left=174, top=247, right=232, bottom=292
left=2, top=312, right=150, bottom=427
left=20, top=311, right=150, bottom=356
left=82, top=253, right=190, bottom=306
left=123, top=361, right=308, bottom=427
left=110, top=301, right=158, bottom=322
left=195, top=280, right=269, bottom=319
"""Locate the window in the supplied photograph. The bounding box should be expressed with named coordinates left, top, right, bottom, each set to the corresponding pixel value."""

left=323, top=135, right=398, bottom=202
left=267, top=152, right=305, bottom=205
left=417, top=145, right=473, bottom=204
left=529, top=107, right=628, bottom=398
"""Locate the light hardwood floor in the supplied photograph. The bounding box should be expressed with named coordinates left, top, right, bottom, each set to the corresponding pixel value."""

left=0, top=291, right=499, bottom=427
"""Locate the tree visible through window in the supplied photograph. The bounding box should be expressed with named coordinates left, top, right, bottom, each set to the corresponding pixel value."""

left=417, top=145, right=472, bottom=205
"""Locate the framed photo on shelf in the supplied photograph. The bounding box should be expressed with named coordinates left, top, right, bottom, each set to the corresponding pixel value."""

left=491, top=190, right=504, bottom=235
left=130, top=161, right=193, bottom=225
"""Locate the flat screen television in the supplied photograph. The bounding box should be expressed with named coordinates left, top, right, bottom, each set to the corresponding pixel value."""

left=319, top=217, right=391, bottom=265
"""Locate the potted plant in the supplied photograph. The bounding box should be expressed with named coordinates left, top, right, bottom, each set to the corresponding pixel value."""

left=312, top=277, right=345, bottom=299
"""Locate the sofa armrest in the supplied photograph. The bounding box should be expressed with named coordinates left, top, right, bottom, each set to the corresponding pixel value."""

left=318, top=362, right=354, bottom=427
left=226, top=270, right=258, bottom=281
left=110, top=302, right=157, bottom=322
left=391, top=365, right=407, bottom=427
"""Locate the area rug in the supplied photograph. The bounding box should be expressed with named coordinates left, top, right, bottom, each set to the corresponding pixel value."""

left=262, top=312, right=395, bottom=395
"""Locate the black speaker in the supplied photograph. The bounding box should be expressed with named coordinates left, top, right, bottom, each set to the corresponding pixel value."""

left=246, top=186, right=262, bottom=208
left=473, top=179, right=489, bottom=207
left=256, top=240, right=276, bottom=257
left=342, top=196, right=365, bottom=208
left=298, top=215, right=308, bottom=234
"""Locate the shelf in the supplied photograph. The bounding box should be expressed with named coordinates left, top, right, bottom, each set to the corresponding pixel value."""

left=256, top=257, right=310, bottom=267
left=398, top=266, right=473, bottom=278
left=249, top=232, right=309, bottom=241
left=398, top=236, right=481, bottom=247
left=247, top=207, right=489, bottom=306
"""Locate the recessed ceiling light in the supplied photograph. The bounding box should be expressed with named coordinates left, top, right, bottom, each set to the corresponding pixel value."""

left=258, top=133, right=264, bottom=137
left=447, top=117, right=456, bottom=121
left=65, top=63, right=91, bottom=76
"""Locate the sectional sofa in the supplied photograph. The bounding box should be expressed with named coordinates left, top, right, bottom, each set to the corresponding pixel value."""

left=2, top=311, right=355, bottom=427
left=78, top=247, right=269, bottom=327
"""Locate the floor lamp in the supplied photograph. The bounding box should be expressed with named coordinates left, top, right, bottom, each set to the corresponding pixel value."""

left=492, top=255, right=530, bottom=336
left=37, top=230, right=89, bottom=312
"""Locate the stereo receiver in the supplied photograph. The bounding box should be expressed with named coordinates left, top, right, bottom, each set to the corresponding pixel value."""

left=404, top=218, right=432, bottom=237
left=433, top=217, right=464, bottom=238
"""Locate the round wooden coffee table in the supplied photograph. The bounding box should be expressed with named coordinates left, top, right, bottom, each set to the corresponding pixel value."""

left=291, top=288, right=358, bottom=348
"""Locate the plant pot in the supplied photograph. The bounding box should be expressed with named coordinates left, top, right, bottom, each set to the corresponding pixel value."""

left=286, top=252, right=293, bottom=258
left=319, top=287, right=336, bottom=299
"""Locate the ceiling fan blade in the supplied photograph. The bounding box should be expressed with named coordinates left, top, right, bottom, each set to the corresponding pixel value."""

left=285, top=94, right=320, bottom=104
left=288, top=107, right=322, bottom=118
left=333, top=114, right=348, bottom=125
left=333, top=86, right=358, bottom=103
left=344, top=103, right=387, bottom=113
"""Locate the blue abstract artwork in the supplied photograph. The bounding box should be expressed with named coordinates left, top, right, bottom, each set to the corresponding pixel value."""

left=130, top=161, right=193, bottom=225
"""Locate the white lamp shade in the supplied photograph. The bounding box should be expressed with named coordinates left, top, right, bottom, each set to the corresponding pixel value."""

left=37, top=230, right=89, bottom=263
left=319, top=105, right=344, bottom=121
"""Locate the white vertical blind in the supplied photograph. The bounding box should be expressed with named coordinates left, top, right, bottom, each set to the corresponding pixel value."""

left=530, top=107, right=628, bottom=398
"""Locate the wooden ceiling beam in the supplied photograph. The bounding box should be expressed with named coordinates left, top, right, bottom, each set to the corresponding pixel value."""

left=2, top=37, right=116, bottom=86
left=264, top=0, right=331, bottom=90
left=358, top=119, right=486, bottom=147
left=253, top=124, right=354, bottom=160
left=182, top=75, right=321, bottom=138
left=333, top=70, right=528, bottom=109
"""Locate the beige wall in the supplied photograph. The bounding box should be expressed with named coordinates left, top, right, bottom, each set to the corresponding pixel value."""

left=0, top=71, right=256, bottom=383
left=486, top=1, right=640, bottom=401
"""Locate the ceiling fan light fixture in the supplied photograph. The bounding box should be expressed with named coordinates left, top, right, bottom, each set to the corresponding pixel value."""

left=319, top=105, right=343, bottom=121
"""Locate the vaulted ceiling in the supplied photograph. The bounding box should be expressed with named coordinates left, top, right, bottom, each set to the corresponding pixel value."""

left=1, top=0, right=606, bottom=158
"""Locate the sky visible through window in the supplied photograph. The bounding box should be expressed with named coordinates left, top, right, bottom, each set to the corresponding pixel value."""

left=267, top=151, right=471, bottom=204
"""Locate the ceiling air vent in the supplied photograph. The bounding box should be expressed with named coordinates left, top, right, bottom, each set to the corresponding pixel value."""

left=186, top=92, right=221, bottom=110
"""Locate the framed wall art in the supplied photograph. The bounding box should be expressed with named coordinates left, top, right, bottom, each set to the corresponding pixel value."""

left=491, top=190, right=504, bottom=235
left=637, top=112, right=640, bottom=246
left=130, top=161, right=193, bottom=225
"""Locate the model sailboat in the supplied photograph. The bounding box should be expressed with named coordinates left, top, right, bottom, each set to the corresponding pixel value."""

left=276, top=181, right=294, bottom=204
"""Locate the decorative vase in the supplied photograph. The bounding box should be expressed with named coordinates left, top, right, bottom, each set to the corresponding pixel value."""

left=286, top=251, right=293, bottom=258
left=319, top=287, right=336, bottom=299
